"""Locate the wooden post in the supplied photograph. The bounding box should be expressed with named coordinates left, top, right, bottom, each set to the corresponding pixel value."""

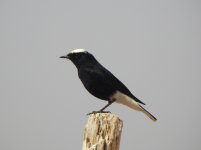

left=82, top=113, right=123, bottom=150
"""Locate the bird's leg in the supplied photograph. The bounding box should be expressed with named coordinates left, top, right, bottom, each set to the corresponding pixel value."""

left=87, top=99, right=115, bottom=115
left=99, top=100, right=114, bottom=112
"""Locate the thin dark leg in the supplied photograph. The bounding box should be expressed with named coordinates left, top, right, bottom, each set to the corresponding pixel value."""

left=87, top=100, right=115, bottom=115
left=99, top=100, right=114, bottom=112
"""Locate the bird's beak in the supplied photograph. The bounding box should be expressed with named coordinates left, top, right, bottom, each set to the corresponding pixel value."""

left=60, top=55, right=69, bottom=59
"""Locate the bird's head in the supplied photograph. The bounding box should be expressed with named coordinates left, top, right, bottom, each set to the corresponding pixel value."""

left=60, top=49, right=96, bottom=67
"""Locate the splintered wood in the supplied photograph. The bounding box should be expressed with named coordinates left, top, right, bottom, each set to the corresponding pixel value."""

left=82, top=113, right=123, bottom=150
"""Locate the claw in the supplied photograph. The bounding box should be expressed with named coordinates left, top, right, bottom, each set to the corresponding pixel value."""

left=87, top=110, right=111, bottom=115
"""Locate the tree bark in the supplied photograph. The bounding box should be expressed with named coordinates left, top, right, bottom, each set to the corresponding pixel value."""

left=82, top=113, right=123, bottom=150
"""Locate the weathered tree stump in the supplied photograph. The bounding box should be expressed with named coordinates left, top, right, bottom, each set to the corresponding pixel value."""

left=82, top=113, right=123, bottom=150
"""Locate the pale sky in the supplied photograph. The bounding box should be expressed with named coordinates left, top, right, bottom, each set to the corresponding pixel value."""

left=0, top=0, right=201, bottom=150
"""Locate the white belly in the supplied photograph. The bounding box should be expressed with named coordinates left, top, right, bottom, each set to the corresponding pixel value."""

left=110, top=91, right=142, bottom=111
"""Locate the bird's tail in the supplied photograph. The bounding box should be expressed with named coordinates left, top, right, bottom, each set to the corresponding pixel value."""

left=139, top=105, right=157, bottom=122
left=113, top=92, right=157, bottom=122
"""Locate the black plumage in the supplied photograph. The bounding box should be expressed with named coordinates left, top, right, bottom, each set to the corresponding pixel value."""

left=77, top=52, right=145, bottom=105
left=60, top=49, right=156, bottom=121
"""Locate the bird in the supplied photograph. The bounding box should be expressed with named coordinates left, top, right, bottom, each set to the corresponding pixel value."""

left=60, top=49, right=157, bottom=122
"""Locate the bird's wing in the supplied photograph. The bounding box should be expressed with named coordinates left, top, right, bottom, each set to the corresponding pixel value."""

left=97, top=64, right=146, bottom=105
left=78, top=65, right=117, bottom=100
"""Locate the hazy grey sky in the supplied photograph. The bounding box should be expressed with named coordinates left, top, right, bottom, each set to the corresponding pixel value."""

left=0, top=0, right=201, bottom=150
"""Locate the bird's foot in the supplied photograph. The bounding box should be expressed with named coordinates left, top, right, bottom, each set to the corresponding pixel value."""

left=87, top=110, right=111, bottom=115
